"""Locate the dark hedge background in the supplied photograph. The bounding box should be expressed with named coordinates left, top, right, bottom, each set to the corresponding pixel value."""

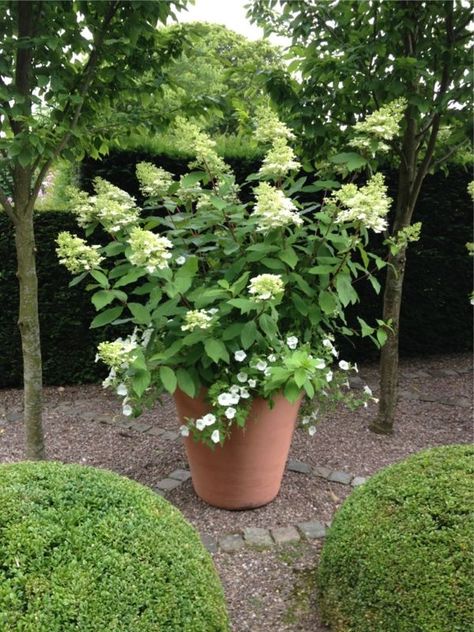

left=0, top=150, right=471, bottom=388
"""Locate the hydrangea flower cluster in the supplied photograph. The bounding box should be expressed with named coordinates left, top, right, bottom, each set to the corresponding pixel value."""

left=253, top=182, right=303, bottom=231
left=127, top=227, right=173, bottom=273
left=351, top=98, right=407, bottom=153
left=248, top=274, right=284, bottom=301
left=259, top=137, right=301, bottom=179
left=136, top=162, right=174, bottom=199
left=68, top=178, right=139, bottom=233
left=326, top=173, right=392, bottom=233
left=174, top=117, right=229, bottom=177
left=181, top=309, right=217, bottom=332
left=254, top=105, right=296, bottom=144
left=56, top=231, right=103, bottom=274
left=96, top=336, right=138, bottom=371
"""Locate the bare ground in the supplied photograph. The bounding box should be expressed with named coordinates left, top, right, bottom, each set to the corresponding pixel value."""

left=0, top=353, right=472, bottom=632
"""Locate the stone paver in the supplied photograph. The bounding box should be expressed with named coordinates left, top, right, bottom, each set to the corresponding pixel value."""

left=129, top=421, right=153, bottom=432
left=154, top=478, right=181, bottom=492
left=313, top=465, right=332, bottom=479
left=201, top=534, right=218, bottom=554
left=438, top=396, right=472, bottom=409
left=243, top=527, right=274, bottom=548
left=270, top=526, right=301, bottom=545
left=287, top=458, right=311, bottom=474
left=351, top=476, right=367, bottom=487
left=160, top=430, right=179, bottom=441
left=169, top=468, right=191, bottom=482
left=348, top=375, right=365, bottom=390
left=328, top=470, right=353, bottom=485
left=146, top=426, right=165, bottom=436
left=219, top=534, right=245, bottom=552
left=297, top=520, right=326, bottom=539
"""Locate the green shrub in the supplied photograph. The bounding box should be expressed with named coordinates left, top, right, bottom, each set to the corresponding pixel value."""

left=318, top=445, right=474, bottom=632
left=0, top=461, right=229, bottom=632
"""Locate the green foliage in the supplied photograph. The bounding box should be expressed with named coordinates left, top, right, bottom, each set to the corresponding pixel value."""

left=318, top=445, right=474, bottom=632
left=0, top=461, right=229, bottom=631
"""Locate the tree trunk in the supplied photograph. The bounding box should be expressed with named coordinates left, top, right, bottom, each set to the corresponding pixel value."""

left=369, top=248, right=407, bottom=434
left=14, top=210, right=45, bottom=459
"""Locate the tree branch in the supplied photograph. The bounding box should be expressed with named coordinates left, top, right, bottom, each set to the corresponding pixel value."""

left=432, top=140, right=469, bottom=169
left=31, top=0, right=122, bottom=201
left=0, top=185, right=16, bottom=222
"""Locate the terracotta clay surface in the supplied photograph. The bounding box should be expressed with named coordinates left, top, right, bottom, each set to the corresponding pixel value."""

left=174, top=389, right=302, bottom=510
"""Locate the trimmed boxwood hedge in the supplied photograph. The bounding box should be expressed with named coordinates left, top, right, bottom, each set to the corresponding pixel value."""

left=317, top=445, right=474, bottom=632
left=0, top=461, right=229, bottom=632
left=0, top=161, right=471, bottom=387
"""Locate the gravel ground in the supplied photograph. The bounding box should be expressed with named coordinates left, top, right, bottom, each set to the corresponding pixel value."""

left=0, top=353, right=472, bottom=632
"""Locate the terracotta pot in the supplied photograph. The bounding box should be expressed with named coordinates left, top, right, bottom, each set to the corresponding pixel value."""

left=174, top=389, right=302, bottom=510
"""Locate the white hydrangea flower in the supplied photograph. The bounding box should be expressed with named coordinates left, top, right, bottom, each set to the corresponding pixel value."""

left=286, top=336, right=298, bottom=350
left=259, top=137, right=301, bottom=179
left=234, top=350, right=247, bottom=362
left=339, top=360, right=350, bottom=370
left=254, top=105, right=296, bottom=144
left=253, top=182, right=303, bottom=232
left=174, top=117, right=229, bottom=177
left=136, top=162, right=174, bottom=198
left=96, top=337, right=137, bottom=371
left=237, top=372, right=248, bottom=383
left=127, top=227, right=173, bottom=273
left=326, top=173, right=392, bottom=234
left=225, top=407, right=236, bottom=419
left=181, top=309, right=214, bottom=332
left=211, top=429, right=220, bottom=443
left=56, top=232, right=103, bottom=274
left=248, top=273, right=284, bottom=302
left=179, top=424, right=190, bottom=437
left=351, top=98, right=407, bottom=153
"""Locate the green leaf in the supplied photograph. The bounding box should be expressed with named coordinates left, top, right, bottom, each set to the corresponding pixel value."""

left=159, top=366, right=177, bottom=394
left=258, top=313, right=278, bottom=338
left=128, top=302, right=151, bottom=324
left=180, top=171, right=203, bottom=188
left=319, top=290, right=337, bottom=314
left=294, top=368, right=307, bottom=388
left=90, top=269, right=109, bottom=289
left=132, top=370, right=151, bottom=398
left=204, top=338, right=229, bottom=364
left=68, top=272, right=87, bottom=287
left=357, top=317, right=375, bottom=337
left=91, top=290, right=115, bottom=311
left=335, top=272, right=357, bottom=307
left=377, top=328, right=388, bottom=347
left=303, top=381, right=315, bottom=398
left=228, top=298, right=255, bottom=314
left=369, top=275, right=382, bottom=294
left=177, top=368, right=196, bottom=397
left=90, top=306, right=123, bottom=328
left=241, top=321, right=258, bottom=349
left=329, top=152, right=367, bottom=171
left=284, top=380, right=301, bottom=403
left=279, top=247, right=298, bottom=269
left=308, top=265, right=335, bottom=275
left=114, top=269, right=147, bottom=288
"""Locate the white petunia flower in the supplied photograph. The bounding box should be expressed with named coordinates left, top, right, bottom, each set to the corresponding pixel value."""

left=315, top=358, right=326, bottom=369
left=237, top=372, right=248, bottom=383
left=229, top=393, right=240, bottom=405
left=240, top=388, right=250, bottom=399
left=308, top=425, right=317, bottom=436
left=322, top=338, right=332, bottom=348
left=364, top=385, right=373, bottom=396
left=264, top=368, right=272, bottom=377
left=268, top=354, right=277, bottom=362
left=326, top=370, right=333, bottom=383
left=218, top=392, right=234, bottom=406
left=353, top=363, right=359, bottom=373
left=256, top=360, right=268, bottom=371
left=196, top=418, right=206, bottom=431
left=301, top=416, right=310, bottom=425
left=225, top=407, right=236, bottom=419
left=179, top=424, right=190, bottom=437
left=234, top=350, right=247, bottom=362
left=286, top=336, right=298, bottom=350
left=211, top=429, right=220, bottom=444
left=116, top=383, right=128, bottom=396
left=176, top=255, right=186, bottom=265
left=339, top=360, right=350, bottom=370
left=122, top=404, right=133, bottom=416
left=248, top=379, right=257, bottom=388
left=230, top=385, right=240, bottom=394
left=202, top=413, right=216, bottom=426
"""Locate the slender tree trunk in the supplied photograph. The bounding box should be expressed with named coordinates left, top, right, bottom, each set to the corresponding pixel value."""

left=14, top=208, right=44, bottom=459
